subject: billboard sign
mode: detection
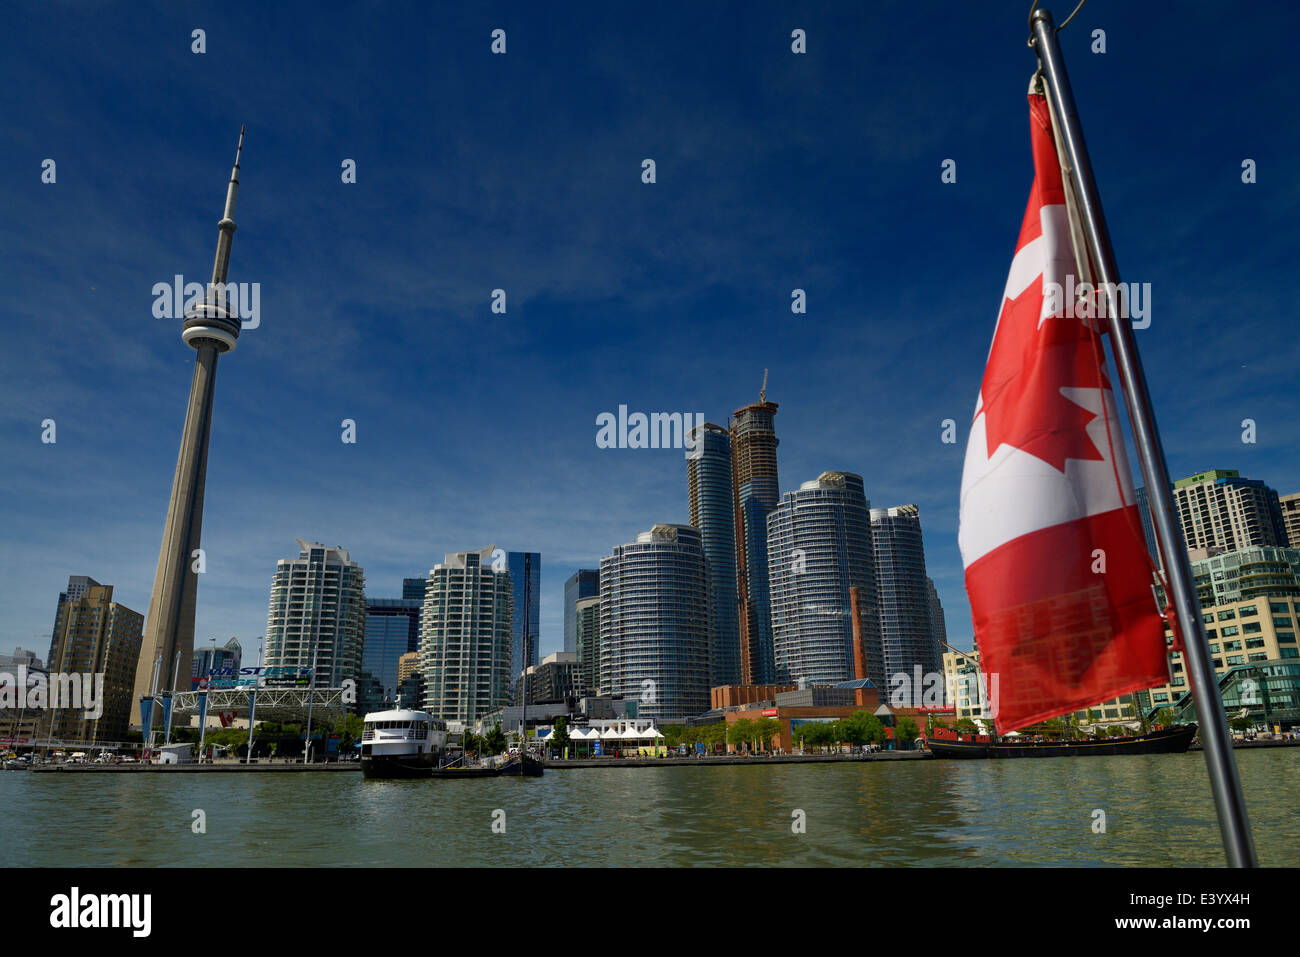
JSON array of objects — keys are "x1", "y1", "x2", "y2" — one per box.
[{"x1": 192, "y1": 666, "x2": 313, "y2": 690}]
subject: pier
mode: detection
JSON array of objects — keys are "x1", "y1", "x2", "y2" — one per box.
[
  {"x1": 547, "y1": 751, "x2": 931, "y2": 769},
  {"x1": 29, "y1": 762, "x2": 360, "y2": 773}
]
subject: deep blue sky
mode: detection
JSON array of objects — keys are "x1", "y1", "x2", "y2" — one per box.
[{"x1": 2, "y1": 1, "x2": 1297, "y2": 664}]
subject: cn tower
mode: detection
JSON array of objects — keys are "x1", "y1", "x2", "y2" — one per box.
[{"x1": 132, "y1": 128, "x2": 247, "y2": 721}]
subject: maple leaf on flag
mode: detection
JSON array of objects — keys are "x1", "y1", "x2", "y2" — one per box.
[
  {"x1": 980, "y1": 274, "x2": 1109, "y2": 472},
  {"x1": 957, "y1": 92, "x2": 1169, "y2": 737}
]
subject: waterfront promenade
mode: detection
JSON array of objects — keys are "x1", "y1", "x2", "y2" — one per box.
[
  {"x1": 25, "y1": 751, "x2": 931, "y2": 772},
  {"x1": 29, "y1": 761, "x2": 359, "y2": 773},
  {"x1": 21, "y1": 737, "x2": 1299, "y2": 773}
]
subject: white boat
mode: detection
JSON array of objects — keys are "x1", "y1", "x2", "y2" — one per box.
[{"x1": 359, "y1": 708, "x2": 447, "y2": 779}]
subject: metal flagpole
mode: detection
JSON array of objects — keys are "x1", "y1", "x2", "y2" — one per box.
[
  {"x1": 146, "y1": 654, "x2": 162, "y2": 760},
  {"x1": 246, "y1": 688, "x2": 257, "y2": 763},
  {"x1": 1030, "y1": 7, "x2": 1256, "y2": 866},
  {"x1": 197, "y1": 690, "x2": 208, "y2": 764},
  {"x1": 303, "y1": 640, "x2": 319, "y2": 764},
  {"x1": 163, "y1": 649, "x2": 182, "y2": 745}
]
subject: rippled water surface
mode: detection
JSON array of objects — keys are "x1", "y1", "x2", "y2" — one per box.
[{"x1": 2, "y1": 751, "x2": 1296, "y2": 866}]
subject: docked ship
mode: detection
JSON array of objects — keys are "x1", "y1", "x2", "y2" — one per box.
[
  {"x1": 498, "y1": 752, "x2": 545, "y2": 776},
  {"x1": 424, "y1": 751, "x2": 543, "y2": 778},
  {"x1": 926, "y1": 723, "x2": 1197, "y2": 759},
  {"x1": 359, "y1": 708, "x2": 448, "y2": 778},
  {"x1": 359, "y1": 708, "x2": 544, "y2": 778}
]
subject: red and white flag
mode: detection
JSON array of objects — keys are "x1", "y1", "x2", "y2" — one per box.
[{"x1": 958, "y1": 92, "x2": 1169, "y2": 733}]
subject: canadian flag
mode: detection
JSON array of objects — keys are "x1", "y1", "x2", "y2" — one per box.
[{"x1": 958, "y1": 92, "x2": 1169, "y2": 733}]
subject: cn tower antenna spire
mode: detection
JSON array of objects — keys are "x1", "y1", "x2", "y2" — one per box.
[{"x1": 210, "y1": 125, "x2": 245, "y2": 288}]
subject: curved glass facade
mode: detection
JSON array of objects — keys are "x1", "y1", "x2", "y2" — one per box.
[
  {"x1": 599, "y1": 524, "x2": 710, "y2": 719},
  {"x1": 870, "y1": 505, "x2": 942, "y2": 683},
  {"x1": 767, "y1": 472, "x2": 882, "y2": 687},
  {"x1": 688, "y1": 422, "x2": 741, "y2": 687}
]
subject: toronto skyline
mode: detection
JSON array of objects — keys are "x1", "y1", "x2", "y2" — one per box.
[
  {"x1": 5, "y1": 2, "x2": 1300, "y2": 925},
  {"x1": 1, "y1": 1, "x2": 1296, "y2": 668}
]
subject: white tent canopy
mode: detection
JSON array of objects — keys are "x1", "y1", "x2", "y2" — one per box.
[{"x1": 613, "y1": 725, "x2": 664, "y2": 740}]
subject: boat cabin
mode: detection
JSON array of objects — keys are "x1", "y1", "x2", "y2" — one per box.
[{"x1": 361, "y1": 709, "x2": 447, "y2": 757}]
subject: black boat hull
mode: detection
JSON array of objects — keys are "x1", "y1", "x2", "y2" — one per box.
[
  {"x1": 361, "y1": 752, "x2": 439, "y2": 778},
  {"x1": 363, "y1": 753, "x2": 544, "y2": 779},
  {"x1": 927, "y1": 724, "x2": 1197, "y2": 759},
  {"x1": 428, "y1": 765, "x2": 501, "y2": 778},
  {"x1": 498, "y1": 754, "x2": 545, "y2": 776}
]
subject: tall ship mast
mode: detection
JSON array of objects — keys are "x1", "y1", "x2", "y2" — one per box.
[{"x1": 501, "y1": 555, "x2": 543, "y2": 776}]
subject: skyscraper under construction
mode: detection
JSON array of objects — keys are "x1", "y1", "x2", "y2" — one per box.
[{"x1": 731, "y1": 375, "x2": 780, "y2": 685}]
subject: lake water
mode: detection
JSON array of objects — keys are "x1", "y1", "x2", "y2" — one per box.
[{"x1": 3, "y1": 750, "x2": 1296, "y2": 866}]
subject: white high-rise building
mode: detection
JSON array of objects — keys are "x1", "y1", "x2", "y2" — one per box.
[
  {"x1": 420, "y1": 546, "x2": 514, "y2": 724},
  {"x1": 870, "y1": 505, "x2": 942, "y2": 683},
  {"x1": 766, "y1": 471, "x2": 882, "y2": 687},
  {"x1": 265, "y1": 539, "x2": 366, "y2": 689},
  {"x1": 599, "y1": 524, "x2": 709, "y2": 720}
]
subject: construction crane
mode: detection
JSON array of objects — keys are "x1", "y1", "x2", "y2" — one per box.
[
  {"x1": 938, "y1": 637, "x2": 974, "y2": 660},
  {"x1": 759, "y1": 368, "x2": 768, "y2": 404}
]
